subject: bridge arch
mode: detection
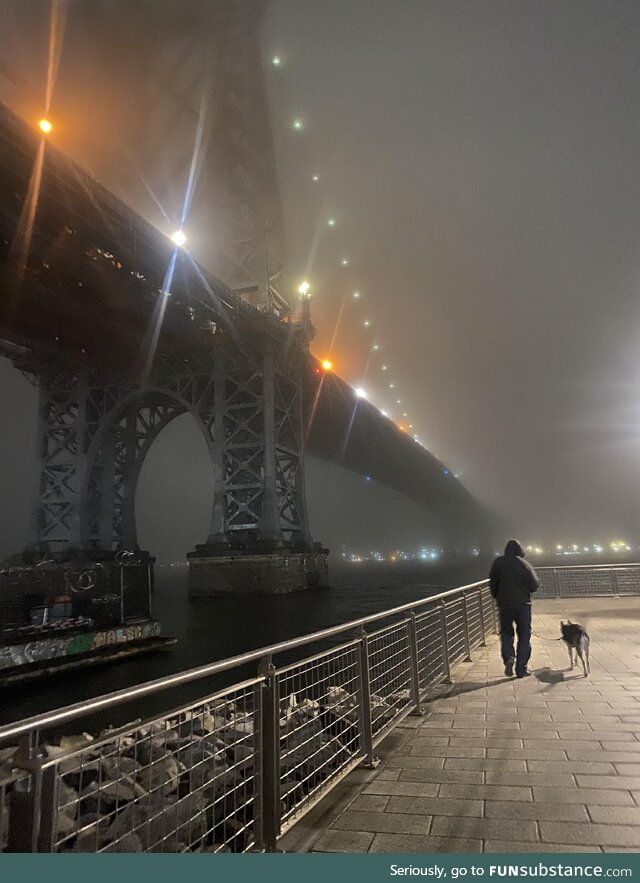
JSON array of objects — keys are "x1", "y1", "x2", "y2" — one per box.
[{"x1": 81, "y1": 386, "x2": 221, "y2": 552}]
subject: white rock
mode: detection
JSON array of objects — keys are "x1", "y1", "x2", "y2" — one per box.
[
  {"x1": 59, "y1": 733, "x2": 94, "y2": 751},
  {"x1": 136, "y1": 755, "x2": 179, "y2": 796}
]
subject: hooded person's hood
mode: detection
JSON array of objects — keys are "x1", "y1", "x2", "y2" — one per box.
[{"x1": 504, "y1": 539, "x2": 525, "y2": 557}]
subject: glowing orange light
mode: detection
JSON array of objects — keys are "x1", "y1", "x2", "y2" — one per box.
[
  {"x1": 321, "y1": 359, "x2": 333, "y2": 371},
  {"x1": 38, "y1": 118, "x2": 53, "y2": 134}
]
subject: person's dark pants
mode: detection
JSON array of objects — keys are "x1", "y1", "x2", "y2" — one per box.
[{"x1": 498, "y1": 605, "x2": 532, "y2": 677}]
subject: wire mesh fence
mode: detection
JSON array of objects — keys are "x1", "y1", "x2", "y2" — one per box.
[
  {"x1": 536, "y1": 564, "x2": 640, "y2": 598},
  {"x1": 39, "y1": 679, "x2": 261, "y2": 853},
  {"x1": 0, "y1": 577, "x2": 504, "y2": 853}
]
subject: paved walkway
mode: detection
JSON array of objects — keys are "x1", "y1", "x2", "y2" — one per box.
[{"x1": 282, "y1": 597, "x2": 640, "y2": 853}]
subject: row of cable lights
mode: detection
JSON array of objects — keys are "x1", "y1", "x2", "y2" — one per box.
[
  {"x1": 272, "y1": 55, "x2": 428, "y2": 454},
  {"x1": 34, "y1": 60, "x2": 438, "y2": 466}
]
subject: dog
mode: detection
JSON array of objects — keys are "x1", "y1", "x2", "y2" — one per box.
[{"x1": 560, "y1": 620, "x2": 590, "y2": 676}]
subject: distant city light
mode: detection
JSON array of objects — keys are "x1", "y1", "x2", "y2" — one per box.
[
  {"x1": 297, "y1": 280, "x2": 312, "y2": 297},
  {"x1": 381, "y1": 365, "x2": 387, "y2": 371},
  {"x1": 396, "y1": 399, "x2": 401, "y2": 404},
  {"x1": 292, "y1": 118, "x2": 304, "y2": 130},
  {"x1": 353, "y1": 290, "x2": 361, "y2": 299},
  {"x1": 170, "y1": 230, "x2": 187, "y2": 247},
  {"x1": 38, "y1": 118, "x2": 53, "y2": 134},
  {"x1": 372, "y1": 344, "x2": 379, "y2": 351},
  {"x1": 321, "y1": 359, "x2": 333, "y2": 371},
  {"x1": 363, "y1": 319, "x2": 371, "y2": 327},
  {"x1": 381, "y1": 410, "x2": 388, "y2": 417},
  {"x1": 355, "y1": 387, "x2": 367, "y2": 398},
  {"x1": 271, "y1": 55, "x2": 282, "y2": 66},
  {"x1": 389, "y1": 383, "x2": 395, "y2": 389},
  {"x1": 341, "y1": 258, "x2": 349, "y2": 266},
  {"x1": 312, "y1": 174, "x2": 319, "y2": 182},
  {"x1": 327, "y1": 217, "x2": 336, "y2": 227}
]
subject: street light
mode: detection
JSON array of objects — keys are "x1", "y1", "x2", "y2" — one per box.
[
  {"x1": 38, "y1": 118, "x2": 53, "y2": 134},
  {"x1": 170, "y1": 230, "x2": 187, "y2": 247},
  {"x1": 297, "y1": 280, "x2": 311, "y2": 297}
]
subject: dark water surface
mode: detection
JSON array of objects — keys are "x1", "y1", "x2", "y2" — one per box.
[{"x1": 0, "y1": 560, "x2": 486, "y2": 731}]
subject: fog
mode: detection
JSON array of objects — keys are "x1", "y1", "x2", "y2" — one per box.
[{"x1": 1, "y1": 0, "x2": 640, "y2": 558}]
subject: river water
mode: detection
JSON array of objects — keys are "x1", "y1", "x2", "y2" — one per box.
[{"x1": 0, "y1": 559, "x2": 486, "y2": 731}]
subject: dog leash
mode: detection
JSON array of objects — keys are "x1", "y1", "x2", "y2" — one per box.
[{"x1": 530, "y1": 632, "x2": 563, "y2": 642}]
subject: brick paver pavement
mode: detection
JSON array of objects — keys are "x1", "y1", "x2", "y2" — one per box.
[{"x1": 282, "y1": 597, "x2": 640, "y2": 853}]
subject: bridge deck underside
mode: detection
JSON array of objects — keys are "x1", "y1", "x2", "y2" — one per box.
[{"x1": 281, "y1": 598, "x2": 640, "y2": 853}]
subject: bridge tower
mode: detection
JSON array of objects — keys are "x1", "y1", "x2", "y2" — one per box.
[{"x1": 0, "y1": 0, "x2": 329, "y2": 595}]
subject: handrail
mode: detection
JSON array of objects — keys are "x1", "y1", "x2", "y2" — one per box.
[
  {"x1": 536, "y1": 562, "x2": 640, "y2": 571},
  {"x1": 0, "y1": 579, "x2": 487, "y2": 743}
]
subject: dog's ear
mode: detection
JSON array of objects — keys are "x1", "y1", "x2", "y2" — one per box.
[
  {"x1": 560, "y1": 621, "x2": 564, "y2": 627},
  {"x1": 567, "y1": 619, "x2": 572, "y2": 624}
]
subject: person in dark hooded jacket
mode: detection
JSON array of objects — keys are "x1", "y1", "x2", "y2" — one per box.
[{"x1": 489, "y1": 539, "x2": 539, "y2": 678}]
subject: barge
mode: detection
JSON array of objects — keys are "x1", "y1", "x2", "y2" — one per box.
[{"x1": 0, "y1": 553, "x2": 175, "y2": 684}]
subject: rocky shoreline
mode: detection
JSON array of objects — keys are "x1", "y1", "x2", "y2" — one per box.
[{"x1": 0, "y1": 685, "x2": 402, "y2": 853}]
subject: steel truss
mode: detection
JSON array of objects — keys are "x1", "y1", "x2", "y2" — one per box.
[{"x1": 31, "y1": 331, "x2": 310, "y2": 557}]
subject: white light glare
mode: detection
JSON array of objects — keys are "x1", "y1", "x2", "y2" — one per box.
[
  {"x1": 363, "y1": 319, "x2": 371, "y2": 327},
  {"x1": 272, "y1": 55, "x2": 282, "y2": 66},
  {"x1": 312, "y1": 174, "x2": 319, "y2": 182},
  {"x1": 353, "y1": 290, "x2": 361, "y2": 299},
  {"x1": 327, "y1": 217, "x2": 336, "y2": 227},
  {"x1": 297, "y1": 280, "x2": 311, "y2": 297},
  {"x1": 171, "y1": 230, "x2": 187, "y2": 247},
  {"x1": 355, "y1": 387, "x2": 367, "y2": 398},
  {"x1": 292, "y1": 118, "x2": 304, "y2": 130},
  {"x1": 341, "y1": 258, "x2": 349, "y2": 266}
]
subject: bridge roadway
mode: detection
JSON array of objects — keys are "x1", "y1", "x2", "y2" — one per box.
[
  {"x1": 280, "y1": 597, "x2": 640, "y2": 853},
  {"x1": 0, "y1": 101, "x2": 484, "y2": 545}
]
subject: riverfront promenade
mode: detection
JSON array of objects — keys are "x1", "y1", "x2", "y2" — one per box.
[{"x1": 281, "y1": 597, "x2": 640, "y2": 853}]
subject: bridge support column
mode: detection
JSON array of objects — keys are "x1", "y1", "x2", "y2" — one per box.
[
  {"x1": 261, "y1": 345, "x2": 284, "y2": 545},
  {"x1": 32, "y1": 365, "x2": 90, "y2": 555},
  {"x1": 205, "y1": 342, "x2": 229, "y2": 546}
]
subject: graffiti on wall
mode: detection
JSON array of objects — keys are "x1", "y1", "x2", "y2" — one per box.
[{"x1": 0, "y1": 620, "x2": 160, "y2": 671}]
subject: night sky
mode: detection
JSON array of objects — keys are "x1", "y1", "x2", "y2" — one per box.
[{"x1": 1, "y1": 0, "x2": 640, "y2": 555}]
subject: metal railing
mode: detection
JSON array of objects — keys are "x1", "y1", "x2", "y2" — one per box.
[
  {"x1": 0, "y1": 578, "x2": 494, "y2": 853},
  {"x1": 536, "y1": 562, "x2": 640, "y2": 598}
]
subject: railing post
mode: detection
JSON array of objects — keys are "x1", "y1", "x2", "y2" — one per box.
[
  {"x1": 6, "y1": 732, "x2": 43, "y2": 852},
  {"x1": 490, "y1": 595, "x2": 497, "y2": 635},
  {"x1": 407, "y1": 613, "x2": 423, "y2": 716},
  {"x1": 461, "y1": 593, "x2": 472, "y2": 661},
  {"x1": 255, "y1": 655, "x2": 281, "y2": 853},
  {"x1": 552, "y1": 568, "x2": 561, "y2": 599},
  {"x1": 36, "y1": 766, "x2": 59, "y2": 852},
  {"x1": 357, "y1": 629, "x2": 379, "y2": 768},
  {"x1": 478, "y1": 587, "x2": 487, "y2": 646},
  {"x1": 611, "y1": 569, "x2": 619, "y2": 597},
  {"x1": 439, "y1": 601, "x2": 453, "y2": 684}
]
